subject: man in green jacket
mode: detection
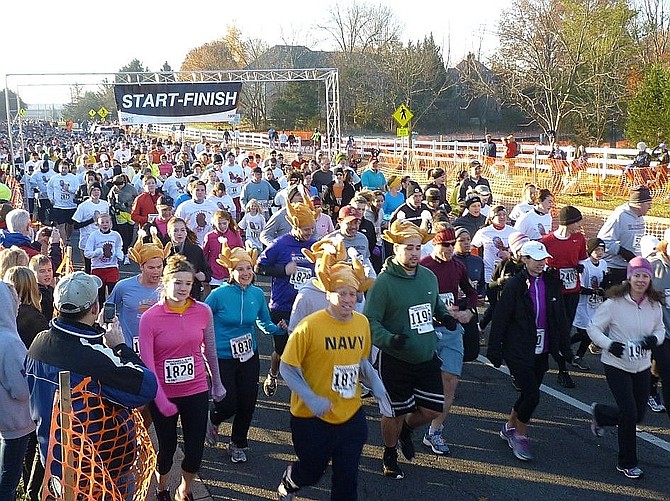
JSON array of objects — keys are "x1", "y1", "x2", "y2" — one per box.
[{"x1": 364, "y1": 220, "x2": 457, "y2": 479}]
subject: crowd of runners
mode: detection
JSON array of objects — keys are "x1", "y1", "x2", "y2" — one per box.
[{"x1": 0, "y1": 121, "x2": 668, "y2": 500}]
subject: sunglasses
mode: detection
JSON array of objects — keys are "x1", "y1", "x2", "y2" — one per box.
[{"x1": 440, "y1": 241, "x2": 456, "y2": 247}]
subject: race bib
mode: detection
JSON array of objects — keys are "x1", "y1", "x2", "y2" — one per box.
[
  {"x1": 439, "y1": 292, "x2": 455, "y2": 308},
  {"x1": 230, "y1": 333, "x2": 253, "y2": 362},
  {"x1": 633, "y1": 234, "x2": 642, "y2": 252},
  {"x1": 331, "y1": 364, "x2": 359, "y2": 399},
  {"x1": 258, "y1": 199, "x2": 272, "y2": 211},
  {"x1": 164, "y1": 356, "x2": 195, "y2": 384},
  {"x1": 289, "y1": 266, "x2": 312, "y2": 289},
  {"x1": 132, "y1": 336, "x2": 140, "y2": 355},
  {"x1": 409, "y1": 303, "x2": 433, "y2": 334},
  {"x1": 626, "y1": 341, "x2": 647, "y2": 361},
  {"x1": 148, "y1": 213, "x2": 158, "y2": 223},
  {"x1": 559, "y1": 268, "x2": 578, "y2": 289},
  {"x1": 535, "y1": 328, "x2": 545, "y2": 355},
  {"x1": 229, "y1": 185, "x2": 240, "y2": 197}
]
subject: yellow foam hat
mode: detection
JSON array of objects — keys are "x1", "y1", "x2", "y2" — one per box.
[
  {"x1": 382, "y1": 219, "x2": 433, "y2": 245},
  {"x1": 286, "y1": 195, "x2": 321, "y2": 228},
  {"x1": 216, "y1": 241, "x2": 259, "y2": 270},
  {"x1": 129, "y1": 228, "x2": 172, "y2": 264},
  {"x1": 301, "y1": 237, "x2": 347, "y2": 264},
  {"x1": 314, "y1": 252, "x2": 374, "y2": 293}
]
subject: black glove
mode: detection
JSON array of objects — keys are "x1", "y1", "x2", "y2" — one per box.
[
  {"x1": 617, "y1": 246, "x2": 636, "y2": 262},
  {"x1": 576, "y1": 263, "x2": 585, "y2": 273},
  {"x1": 640, "y1": 335, "x2": 658, "y2": 350},
  {"x1": 390, "y1": 334, "x2": 406, "y2": 350},
  {"x1": 487, "y1": 351, "x2": 503, "y2": 368},
  {"x1": 595, "y1": 288, "x2": 605, "y2": 297},
  {"x1": 608, "y1": 341, "x2": 625, "y2": 358}
]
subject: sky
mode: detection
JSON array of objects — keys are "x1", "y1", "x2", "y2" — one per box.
[{"x1": 4, "y1": 0, "x2": 505, "y2": 105}]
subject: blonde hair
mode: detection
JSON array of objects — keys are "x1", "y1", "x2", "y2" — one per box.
[
  {"x1": 29, "y1": 254, "x2": 52, "y2": 273},
  {"x1": 0, "y1": 246, "x2": 30, "y2": 278},
  {"x1": 3, "y1": 265, "x2": 42, "y2": 311}
]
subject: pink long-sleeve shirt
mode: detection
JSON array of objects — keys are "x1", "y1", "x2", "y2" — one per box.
[{"x1": 139, "y1": 299, "x2": 223, "y2": 406}]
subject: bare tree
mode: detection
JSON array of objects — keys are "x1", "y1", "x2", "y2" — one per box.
[
  {"x1": 468, "y1": 0, "x2": 635, "y2": 143},
  {"x1": 318, "y1": 2, "x2": 402, "y2": 53},
  {"x1": 633, "y1": 0, "x2": 670, "y2": 65}
]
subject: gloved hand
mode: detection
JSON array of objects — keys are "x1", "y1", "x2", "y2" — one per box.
[
  {"x1": 487, "y1": 350, "x2": 503, "y2": 368},
  {"x1": 390, "y1": 334, "x2": 406, "y2": 350},
  {"x1": 576, "y1": 263, "x2": 585, "y2": 273},
  {"x1": 608, "y1": 341, "x2": 625, "y2": 358},
  {"x1": 617, "y1": 246, "x2": 636, "y2": 262},
  {"x1": 640, "y1": 335, "x2": 658, "y2": 350}
]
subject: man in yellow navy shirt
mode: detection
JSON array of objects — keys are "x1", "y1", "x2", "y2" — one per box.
[{"x1": 277, "y1": 254, "x2": 390, "y2": 501}]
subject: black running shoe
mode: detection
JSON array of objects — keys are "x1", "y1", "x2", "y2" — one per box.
[{"x1": 383, "y1": 448, "x2": 405, "y2": 479}]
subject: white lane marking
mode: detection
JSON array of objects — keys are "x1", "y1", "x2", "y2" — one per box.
[{"x1": 476, "y1": 355, "x2": 670, "y2": 453}]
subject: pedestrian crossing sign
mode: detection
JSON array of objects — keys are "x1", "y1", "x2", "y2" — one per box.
[{"x1": 392, "y1": 103, "x2": 413, "y2": 127}]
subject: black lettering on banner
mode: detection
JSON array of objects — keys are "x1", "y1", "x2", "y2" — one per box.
[{"x1": 114, "y1": 82, "x2": 242, "y2": 124}]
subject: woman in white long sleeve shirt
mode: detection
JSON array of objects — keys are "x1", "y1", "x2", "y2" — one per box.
[{"x1": 587, "y1": 256, "x2": 665, "y2": 479}]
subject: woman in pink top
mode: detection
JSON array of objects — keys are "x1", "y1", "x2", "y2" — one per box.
[
  {"x1": 202, "y1": 210, "x2": 244, "y2": 287},
  {"x1": 139, "y1": 255, "x2": 225, "y2": 501}
]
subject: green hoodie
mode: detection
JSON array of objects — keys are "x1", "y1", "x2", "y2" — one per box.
[{"x1": 364, "y1": 257, "x2": 453, "y2": 364}]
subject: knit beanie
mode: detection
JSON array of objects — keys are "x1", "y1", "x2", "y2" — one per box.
[
  {"x1": 558, "y1": 205, "x2": 582, "y2": 226},
  {"x1": 586, "y1": 238, "x2": 605, "y2": 255},
  {"x1": 432, "y1": 228, "x2": 456, "y2": 245},
  {"x1": 508, "y1": 231, "x2": 529, "y2": 255},
  {"x1": 626, "y1": 256, "x2": 653, "y2": 279},
  {"x1": 629, "y1": 186, "x2": 652, "y2": 205},
  {"x1": 88, "y1": 182, "x2": 102, "y2": 195},
  {"x1": 465, "y1": 196, "x2": 482, "y2": 208}
]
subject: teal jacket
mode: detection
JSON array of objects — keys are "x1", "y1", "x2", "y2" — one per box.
[
  {"x1": 364, "y1": 257, "x2": 455, "y2": 364},
  {"x1": 205, "y1": 282, "x2": 285, "y2": 359}
]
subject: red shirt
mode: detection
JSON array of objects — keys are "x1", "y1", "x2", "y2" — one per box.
[
  {"x1": 541, "y1": 231, "x2": 587, "y2": 293},
  {"x1": 420, "y1": 255, "x2": 479, "y2": 309}
]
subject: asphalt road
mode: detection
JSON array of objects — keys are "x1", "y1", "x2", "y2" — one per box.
[
  {"x1": 195, "y1": 278, "x2": 670, "y2": 501},
  {"x1": 94, "y1": 246, "x2": 670, "y2": 501}
]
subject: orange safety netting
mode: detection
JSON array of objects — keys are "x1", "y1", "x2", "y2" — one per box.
[
  {"x1": 375, "y1": 149, "x2": 670, "y2": 238},
  {"x1": 42, "y1": 376, "x2": 155, "y2": 501}
]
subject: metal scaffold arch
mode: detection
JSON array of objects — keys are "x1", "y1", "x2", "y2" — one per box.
[{"x1": 5, "y1": 68, "x2": 341, "y2": 162}]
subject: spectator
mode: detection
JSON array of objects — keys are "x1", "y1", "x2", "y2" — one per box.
[{"x1": 0, "y1": 281, "x2": 35, "y2": 501}]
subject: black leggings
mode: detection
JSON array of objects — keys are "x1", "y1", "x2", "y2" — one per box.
[
  {"x1": 594, "y1": 365, "x2": 650, "y2": 469},
  {"x1": 150, "y1": 391, "x2": 209, "y2": 475},
  {"x1": 508, "y1": 353, "x2": 548, "y2": 424},
  {"x1": 570, "y1": 328, "x2": 591, "y2": 358},
  {"x1": 553, "y1": 292, "x2": 579, "y2": 371},
  {"x1": 210, "y1": 353, "x2": 260, "y2": 448}
]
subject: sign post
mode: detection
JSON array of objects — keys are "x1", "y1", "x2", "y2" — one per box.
[{"x1": 392, "y1": 103, "x2": 414, "y2": 150}]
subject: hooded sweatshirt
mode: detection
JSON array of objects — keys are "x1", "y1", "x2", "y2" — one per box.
[
  {"x1": 0, "y1": 282, "x2": 36, "y2": 440},
  {"x1": 0, "y1": 229, "x2": 40, "y2": 257},
  {"x1": 597, "y1": 203, "x2": 646, "y2": 270},
  {"x1": 364, "y1": 257, "x2": 456, "y2": 364}
]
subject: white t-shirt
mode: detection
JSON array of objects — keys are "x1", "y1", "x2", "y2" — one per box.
[
  {"x1": 514, "y1": 209, "x2": 552, "y2": 240},
  {"x1": 510, "y1": 202, "x2": 533, "y2": 222},
  {"x1": 573, "y1": 257, "x2": 608, "y2": 329},
  {"x1": 207, "y1": 194, "x2": 237, "y2": 220},
  {"x1": 220, "y1": 163, "x2": 245, "y2": 198},
  {"x1": 238, "y1": 212, "x2": 266, "y2": 250},
  {"x1": 73, "y1": 199, "x2": 111, "y2": 250},
  {"x1": 47, "y1": 173, "x2": 80, "y2": 209},
  {"x1": 471, "y1": 224, "x2": 516, "y2": 282},
  {"x1": 174, "y1": 199, "x2": 218, "y2": 247}
]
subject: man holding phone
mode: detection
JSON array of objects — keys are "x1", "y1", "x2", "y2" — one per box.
[{"x1": 25, "y1": 271, "x2": 158, "y2": 469}]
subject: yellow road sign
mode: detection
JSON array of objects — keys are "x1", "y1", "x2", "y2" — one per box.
[
  {"x1": 19, "y1": 108, "x2": 26, "y2": 117},
  {"x1": 88, "y1": 109, "x2": 96, "y2": 118},
  {"x1": 397, "y1": 127, "x2": 409, "y2": 137},
  {"x1": 392, "y1": 103, "x2": 413, "y2": 127},
  {"x1": 98, "y1": 106, "x2": 109, "y2": 119}
]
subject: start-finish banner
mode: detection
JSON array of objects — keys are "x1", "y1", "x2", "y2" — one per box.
[{"x1": 114, "y1": 82, "x2": 242, "y2": 124}]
